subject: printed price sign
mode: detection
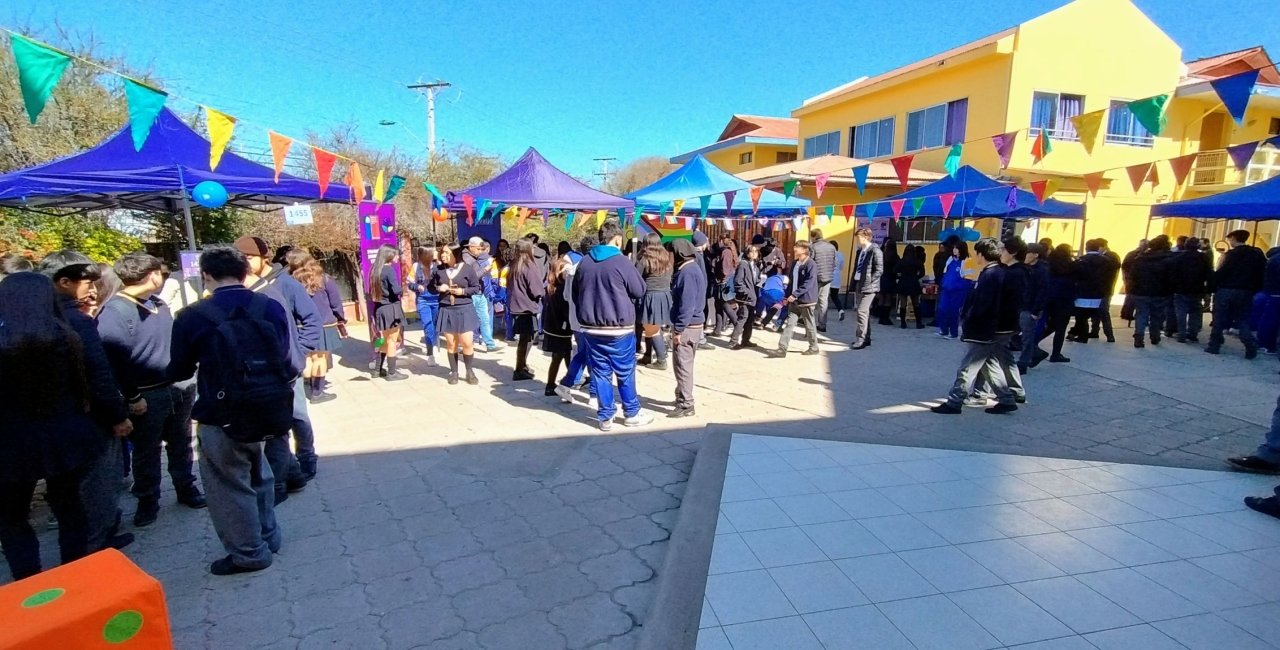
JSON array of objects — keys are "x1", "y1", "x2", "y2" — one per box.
[{"x1": 284, "y1": 203, "x2": 313, "y2": 226}]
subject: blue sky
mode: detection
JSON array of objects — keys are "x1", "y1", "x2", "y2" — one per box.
[{"x1": 7, "y1": 0, "x2": 1279, "y2": 178}]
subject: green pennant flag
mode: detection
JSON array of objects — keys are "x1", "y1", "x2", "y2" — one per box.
[
  {"x1": 564, "y1": 212, "x2": 574, "y2": 231},
  {"x1": 384, "y1": 175, "x2": 406, "y2": 202},
  {"x1": 783, "y1": 179, "x2": 799, "y2": 200},
  {"x1": 659, "y1": 201, "x2": 670, "y2": 219},
  {"x1": 824, "y1": 205, "x2": 834, "y2": 220},
  {"x1": 123, "y1": 78, "x2": 168, "y2": 151},
  {"x1": 944, "y1": 144, "x2": 962, "y2": 178},
  {"x1": 616, "y1": 208, "x2": 626, "y2": 223},
  {"x1": 10, "y1": 35, "x2": 72, "y2": 124},
  {"x1": 911, "y1": 197, "x2": 926, "y2": 216},
  {"x1": 1127, "y1": 94, "x2": 1171, "y2": 137},
  {"x1": 698, "y1": 195, "x2": 711, "y2": 222}
]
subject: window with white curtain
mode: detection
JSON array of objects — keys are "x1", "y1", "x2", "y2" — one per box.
[
  {"x1": 1029, "y1": 92, "x2": 1085, "y2": 141},
  {"x1": 852, "y1": 118, "x2": 895, "y2": 159}
]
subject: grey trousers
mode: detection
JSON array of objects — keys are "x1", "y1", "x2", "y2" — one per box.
[
  {"x1": 779, "y1": 304, "x2": 819, "y2": 352},
  {"x1": 975, "y1": 334, "x2": 1024, "y2": 402},
  {"x1": 1174, "y1": 294, "x2": 1204, "y2": 341},
  {"x1": 946, "y1": 340, "x2": 1012, "y2": 407},
  {"x1": 673, "y1": 328, "x2": 700, "y2": 410},
  {"x1": 815, "y1": 281, "x2": 833, "y2": 329},
  {"x1": 853, "y1": 292, "x2": 876, "y2": 346},
  {"x1": 82, "y1": 435, "x2": 124, "y2": 551},
  {"x1": 198, "y1": 424, "x2": 280, "y2": 569}
]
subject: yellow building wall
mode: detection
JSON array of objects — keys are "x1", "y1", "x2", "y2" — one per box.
[{"x1": 701, "y1": 144, "x2": 798, "y2": 174}]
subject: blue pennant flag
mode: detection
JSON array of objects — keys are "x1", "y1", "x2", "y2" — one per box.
[
  {"x1": 1211, "y1": 69, "x2": 1259, "y2": 125},
  {"x1": 866, "y1": 202, "x2": 878, "y2": 219},
  {"x1": 475, "y1": 198, "x2": 491, "y2": 223},
  {"x1": 851, "y1": 165, "x2": 869, "y2": 195}
]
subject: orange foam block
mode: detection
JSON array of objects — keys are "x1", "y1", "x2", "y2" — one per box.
[{"x1": 0, "y1": 548, "x2": 173, "y2": 649}]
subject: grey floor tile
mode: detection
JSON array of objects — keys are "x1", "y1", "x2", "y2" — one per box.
[
  {"x1": 722, "y1": 615, "x2": 824, "y2": 650},
  {"x1": 760, "y1": 436, "x2": 817, "y2": 452},
  {"x1": 720, "y1": 499, "x2": 797, "y2": 533},
  {"x1": 1061, "y1": 493, "x2": 1160, "y2": 525},
  {"x1": 899, "y1": 546, "x2": 1002, "y2": 593},
  {"x1": 981, "y1": 454, "x2": 1054, "y2": 475},
  {"x1": 860, "y1": 514, "x2": 949, "y2": 552},
  {"x1": 948, "y1": 585, "x2": 1074, "y2": 646},
  {"x1": 800, "y1": 521, "x2": 890, "y2": 560},
  {"x1": 709, "y1": 533, "x2": 764, "y2": 575},
  {"x1": 699, "y1": 598, "x2": 719, "y2": 629},
  {"x1": 1015, "y1": 533, "x2": 1124, "y2": 574},
  {"x1": 878, "y1": 594, "x2": 1001, "y2": 650},
  {"x1": 768, "y1": 561, "x2": 869, "y2": 613},
  {"x1": 1221, "y1": 511, "x2": 1280, "y2": 546},
  {"x1": 958, "y1": 538, "x2": 1065, "y2": 584},
  {"x1": 933, "y1": 455, "x2": 1009, "y2": 480},
  {"x1": 970, "y1": 475, "x2": 1057, "y2": 503},
  {"x1": 803, "y1": 605, "x2": 916, "y2": 650},
  {"x1": 965, "y1": 504, "x2": 1059, "y2": 537},
  {"x1": 773, "y1": 493, "x2": 853, "y2": 526},
  {"x1": 1097, "y1": 464, "x2": 1188, "y2": 489},
  {"x1": 798, "y1": 467, "x2": 869, "y2": 493},
  {"x1": 724, "y1": 457, "x2": 746, "y2": 478},
  {"x1": 1118, "y1": 520, "x2": 1229, "y2": 559},
  {"x1": 1154, "y1": 483, "x2": 1250, "y2": 514},
  {"x1": 1018, "y1": 471, "x2": 1100, "y2": 498},
  {"x1": 878, "y1": 483, "x2": 959, "y2": 513},
  {"x1": 834, "y1": 553, "x2": 938, "y2": 603},
  {"x1": 925, "y1": 480, "x2": 1009, "y2": 508},
  {"x1": 1189, "y1": 553, "x2": 1280, "y2": 602},
  {"x1": 1168, "y1": 514, "x2": 1280, "y2": 552},
  {"x1": 1153, "y1": 613, "x2": 1275, "y2": 650},
  {"x1": 751, "y1": 470, "x2": 822, "y2": 498},
  {"x1": 740, "y1": 527, "x2": 828, "y2": 568},
  {"x1": 1013, "y1": 576, "x2": 1141, "y2": 634},
  {"x1": 1067, "y1": 526, "x2": 1178, "y2": 566},
  {"x1": 1017, "y1": 499, "x2": 1110, "y2": 531},
  {"x1": 1084, "y1": 624, "x2": 1190, "y2": 650},
  {"x1": 729, "y1": 435, "x2": 774, "y2": 456},
  {"x1": 1074, "y1": 568, "x2": 1206, "y2": 622},
  {"x1": 777, "y1": 449, "x2": 841, "y2": 471},
  {"x1": 1152, "y1": 466, "x2": 1231, "y2": 484},
  {"x1": 915, "y1": 508, "x2": 1008, "y2": 544},
  {"x1": 1059, "y1": 467, "x2": 1144, "y2": 493},
  {"x1": 890, "y1": 459, "x2": 966, "y2": 483},
  {"x1": 1010, "y1": 637, "x2": 1102, "y2": 650},
  {"x1": 716, "y1": 513, "x2": 737, "y2": 536},
  {"x1": 694, "y1": 626, "x2": 732, "y2": 650},
  {"x1": 735, "y1": 452, "x2": 799, "y2": 476},
  {"x1": 1035, "y1": 458, "x2": 1096, "y2": 471},
  {"x1": 1109, "y1": 489, "x2": 1206, "y2": 519},
  {"x1": 703, "y1": 569, "x2": 797, "y2": 625},
  {"x1": 845, "y1": 462, "x2": 920, "y2": 488},
  {"x1": 721, "y1": 475, "x2": 768, "y2": 503},
  {"x1": 822, "y1": 445, "x2": 889, "y2": 467},
  {"x1": 826, "y1": 488, "x2": 905, "y2": 519},
  {"x1": 1217, "y1": 602, "x2": 1280, "y2": 644},
  {"x1": 1134, "y1": 560, "x2": 1267, "y2": 612},
  {"x1": 867, "y1": 444, "x2": 930, "y2": 463}
]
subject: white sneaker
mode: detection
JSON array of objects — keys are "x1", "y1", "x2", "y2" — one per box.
[
  {"x1": 554, "y1": 384, "x2": 574, "y2": 403},
  {"x1": 623, "y1": 412, "x2": 654, "y2": 428},
  {"x1": 599, "y1": 418, "x2": 613, "y2": 432}
]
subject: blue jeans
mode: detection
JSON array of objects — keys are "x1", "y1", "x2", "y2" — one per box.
[
  {"x1": 1256, "y1": 392, "x2": 1280, "y2": 463},
  {"x1": 559, "y1": 333, "x2": 597, "y2": 397},
  {"x1": 1259, "y1": 296, "x2": 1280, "y2": 352},
  {"x1": 417, "y1": 298, "x2": 438, "y2": 352},
  {"x1": 473, "y1": 294, "x2": 495, "y2": 347},
  {"x1": 582, "y1": 331, "x2": 641, "y2": 421}
]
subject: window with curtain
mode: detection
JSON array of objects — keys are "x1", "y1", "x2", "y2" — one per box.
[
  {"x1": 1106, "y1": 100, "x2": 1154, "y2": 147},
  {"x1": 739, "y1": 152, "x2": 753, "y2": 165},
  {"x1": 803, "y1": 131, "x2": 841, "y2": 158},
  {"x1": 776, "y1": 151, "x2": 798, "y2": 164},
  {"x1": 1029, "y1": 92, "x2": 1085, "y2": 141},
  {"x1": 852, "y1": 118, "x2": 895, "y2": 159},
  {"x1": 945, "y1": 99, "x2": 968, "y2": 145},
  {"x1": 905, "y1": 99, "x2": 968, "y2": 152}
]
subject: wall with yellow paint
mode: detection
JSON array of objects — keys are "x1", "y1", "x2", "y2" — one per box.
[{"x1": 700, "y1": 144, "x2": 798, "y2": 174}]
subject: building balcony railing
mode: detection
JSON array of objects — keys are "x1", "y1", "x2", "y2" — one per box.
[{"x1": 1190, "y1": 147, "x2": 1280, "y2": 189}]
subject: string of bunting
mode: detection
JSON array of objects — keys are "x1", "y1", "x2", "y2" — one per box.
[{"x1": 6, "y1": 30, "x2": 408, "y2": 205}]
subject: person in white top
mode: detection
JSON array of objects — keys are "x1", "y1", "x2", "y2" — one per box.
[
  {"x1": 832, "y1": 243, "x2": 847, "y2": 321},
  {"x1": 158, "y1": 263, "x2": 200, "y2": 312}
]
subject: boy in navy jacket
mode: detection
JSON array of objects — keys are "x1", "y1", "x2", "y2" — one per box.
[
  {"x1": 933, "y1": 238, "x2": 1017, "y2": 415},
  {"x1": 767, "y1": 241, "x2": 820, "y2": 358},
  {"x1": 669, "y1": 239, "x2": 706, "y2": 418}
]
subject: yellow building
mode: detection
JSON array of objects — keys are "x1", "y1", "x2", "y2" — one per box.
[
  {"x1": 788, "y1": 0, "x2": 1280, "y2": 257},
  {"x1": 670, "y1": 115, "x2": 799, "y2": 173}
]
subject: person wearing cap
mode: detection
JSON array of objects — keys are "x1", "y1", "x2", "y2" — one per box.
[
  {"x1": 234, "y1": 236, "x2": 321, "y2": 504},
  {"x1": 464, "y1": 236, "x2": 503, "y2": 353},
  {"x1": 37, "y1": 250, "x2": 135, "y2": 553}
]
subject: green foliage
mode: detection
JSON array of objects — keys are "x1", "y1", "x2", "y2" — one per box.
[{"x1": 0, "y1": 208, "x2": 141, "y2": 262}]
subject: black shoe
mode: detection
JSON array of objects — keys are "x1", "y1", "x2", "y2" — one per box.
[
  {"x1": 105, "y1": 533, "x2": 135, "y2": 551},
  {"x1": 384, "y1": 372, "x2": 408, "y2": 382},
  {"x1": 448, "y1": 373, "x2": 459, "y2": 385},
  {"x1": 544, "y1": 386, "x2": 558, "y2": 397},
  {"x1": 766, "y1": 349, "x2": 787, "y2": 359},
  {"x1": 839, "y1": 312, "x2": 846, "y2": 321},
  {"x1": 1088, "y1": 332, "x2": 1100, "y2": 339},
  {"x1": 298, "y1": 460, "x2": 317, "y2": 482},
  {"x1": 286, "y1": 477, "x2": 308, "y2": 493},
  {"x1": 1245, "y1": 495, "x2": 1280, "y2": 520},
  {"x1": 309, "y1": 390, "x2": 338, "y2": 403},
  {"x1": 1176, "y1": 337, "x2": 1187, "y2": 343},
  {"x1": 900, "y1": 322, "x2": 907, "y2": 329},
  {"x1": 466, "y1": 371, "x2": 480, "y2": 386},
  {"x1": 133, "y1": 500, "x2": 160, "y2": 527},
  {"x1": 667, "y1": 406, "x2": 697, "y2": 419},
  {"x1": 1015, "y1": 395, "x2": 1027, "y2": 404},
  {"x1": 1187, "y1": 337, "x2": 1200, "y2": 343},
  {"x1": 274, "y1": 490, "x2": 288, "y2": 506},
  {"x1": 849, "y1": 343, "x2": 870, "y2": 350},
  {"x1": 637, "y1": 356, "x2": 653, "y2": 366},
  {"x1": 1049, "y1": 354, "x2": 1071, "y2": 363},
  {"x1": 1134, "y1": 340, "x2": 1145, "y2": 348},
  {"x1": 802, "y1": 348, "x2": 821, "y2": 356},
  {"x1": 210, "y1": 556, "x2": 268, "y2": 576},
  {"x1": 1018, "y1": 365, "x2": 1029, "y2": 374},
  {"x1": 738, "y1": 341, "x2": 758, "y2": 349},
  {"x1": 985, "y1": 403, "x2": 1018, "y2": 415},
  {"x1": 1227, "y1": 456, "x2": 1280, "y2": 475},
  {"x1": 512, "y1": 369, "x2": 536, "y2": 381},
  {"x1": 1151, "y1": 335, "x2": 1161, "y2": 346},
  {"x1": 176, "y1": 488, "x2": 207, "y2": 510},
  {"x1": 817, "y1": 326, "x2": 827, "y2": 333},
  {"x1": 1204, "y1": 347, "x2": 1220, "y2": 355},
  {"x1": 1246, "y1": 348, "x2": 1259, "y2": 360},
  {"x1": 931, "y1": 403, "x2": 963, "y2": 414},
  {"x1": 1106, "y1": 336, "x2": 1116, "y2": 343}
]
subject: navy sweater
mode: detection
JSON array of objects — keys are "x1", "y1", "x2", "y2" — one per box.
[
  {"x1": 960, "y1": 262, "x2": 1004, "y2": 344},
  {"x1": 571, "y1": 245, "x2": 645, "y2": 331},
  {"x1": 1021, "y1": 260, "x2": 1050, "y2": 314},
  {"x1": 97, "y1": 294, "x2": 173, "y2": 402},
  {"x1": 671, "y1": 260, "x2": 708, "y2": 333},
  {"x1": 996, "y1": 263, "x2": 1025, "y2": 335},
  {"x1": 429, "y1": 264, "x2": 482, "y2": 307},
  {"x1": 787, "y1": 258, "x2": 819, "y2": 306},
  {"x1": 168, "y1": 286, "x2": 293, "y2": 426},
  {"x1": 247, "y1": 278, "x2": 307, "y2": 377},
  {"x1": 310, "y1": 276, "x2": 346, "y2": 326},
  {"x1": 257, "y1": 268, "x2": 322, "y2": 353}
]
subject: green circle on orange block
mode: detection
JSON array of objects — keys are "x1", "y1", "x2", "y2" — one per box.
[
  {"x1": 21, "y1": 588, "x2": 65, "y2": 608},
  {"x1": 102, "y1": 610, "x2": 143, "y2": 644}
]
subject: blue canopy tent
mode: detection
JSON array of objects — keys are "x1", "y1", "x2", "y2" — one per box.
[
  {"x1": 1150, "y1": 174, "x2": 1280, "y2": 220},
  {"x1": 0, "y1": 108, "x2": 360, "y2": 246},
  {"x1": 625, "y1": 154, "x2": 810, "y2": 216},
  {"x1": 854, "y1": 165, "x2": 1085, "y2": 219}
]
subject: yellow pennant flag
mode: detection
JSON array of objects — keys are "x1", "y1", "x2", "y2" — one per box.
[
  {"x1": 373, "y1": 168, "x2": 386, "y2": 203},
  {"x1": 595, "y1": 209, "x2": 607, "y2": 227},
  {"x1": 672, "y1": 199, "x2": 686, "y2": 217},
  {"x1": 1070, "y1": 110, "x2": 1105, "y2": 155},
  {"x1": 205, "y1": 107, "x2": 237, "y2": 171},
  {"x1": 504, "y1": 205, "x2": 518, "y2": 220}
]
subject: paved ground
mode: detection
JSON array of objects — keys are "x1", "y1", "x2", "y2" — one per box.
[
  {"x1": 699, "y1": 433, "x2": 1280, "y2": 650},
  {"x1": 4, "y1": 308, "x2": 1278, "y2": 649}
]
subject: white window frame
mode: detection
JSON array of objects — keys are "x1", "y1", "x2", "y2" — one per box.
[
  {"x1": 851, "y1": 117, "x2": 895, "y2": 159},
  {"x1": 739, "y1": 151, "x2": 753, "y2": 165},
  {"x1": 1105, "y1": 98, "x2": 1155, "y2": 148},
  {"x1": 905, "y1": 102, "x2": 949, "y2": 152},
  {"x1": 1029, "y1": 90, "x2": 1085, "y2": 143}
]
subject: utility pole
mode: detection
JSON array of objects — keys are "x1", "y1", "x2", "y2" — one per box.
[
  {"x1": 407, "y1": 80, "x2": 451, "y2": 161},
  {"x1": 593, "y1": 157, "x2": 617, "y2": 189}
]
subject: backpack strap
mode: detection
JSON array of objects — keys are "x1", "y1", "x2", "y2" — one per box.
[{"x1": 191, "y1": 299, "x2": 231, "y2": 326}]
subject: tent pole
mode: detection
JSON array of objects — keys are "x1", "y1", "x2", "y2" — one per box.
[{"x1": 176, "y1": 167, "x2": 198, "y2": 249}]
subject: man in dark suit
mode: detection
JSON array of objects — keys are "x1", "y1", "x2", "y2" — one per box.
[{"x1": 849, "y1": 227, "x2": 883, "y2": 350}]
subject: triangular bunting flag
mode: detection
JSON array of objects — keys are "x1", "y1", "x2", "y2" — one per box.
[
  {"x1": 939, "y1": 193, "x2": 956, "y2": 217},
  {"x1": 1031, "y1": 130, "x2": 1052, "y2": 164},
  {"x1": 1126, "y1": 163, "x2": 1152, "y2": 193},
  {"x1": 632, "y1": 207, "x2": 645, "y2": 226},
  {"x1": 268, "y1": 132, "x2": 292, "y2": 183},
  {"x1": 492, "y1": 203, "x2": 507, "y2": 224},
  {"x1": 10, "y1": 34, "x2": 72, "y2": 124},
  {"x1": 724, "y1": 218, "x2": 735, "y2": 231},
  {"x1": 564, "y1": 212, "x2": 574, "y2": 231},
  {"x1": 991, "y1": 132, "x2": 1017, "y2": 169},
  {"x1": 749, "y1": 186, "x2": 763, "y2": 213},
  {"x1": 889, "y1": 199, "x2": 906, "y2": 220},
  {"x1": 1211, "y1": 69, "x2": 1259, "y2": 125},
  {"x1": 866, "y1": 202, "x2": 878, "y2": 219},
  {"x1": 123, "y1": 79, "x2": 167, "y2": 151},
  {"x1": 671, "y1": 199, "x2": 686, "y2": 217},
  {"x1": 659, "y1": 201, "x2": 671, "y2": 224},
  {"x1": 1005, "y1": 186, "x2": 1018, "y2": 211},
  {"x1": 422, "y1": 183, "x2": 447, "y2": 206},
  {"x1": 347, "y1": 163, "x2": 366, "y2": 204},
  {"x1": 517, "y1": 207, "x2": 530, "y2": 230},
  {"x1": 684, "y1": 217, "x2": 694, "y2": 230},
  {"x1": 806, "y1": 207, "x2": 817, "y2": 221},
  {"x1": 595, "y1": 209, "x2": 607, "y2": 227},
  {"x1": 373, "y1": 169, "x2": 386, "y2": 203},
  {"x1": 824, "y1": 205, "x2": 835, "y2": 223},
  {"x1": 890, "y1": 155, "x2": 914, "y2": 192},
  {"x1": 474, "y1": 198, "x2": 491, "y2": 224},
  {"x1": 944, "y1": 144, "x2": 962, "y2": 178},
  {"x1": 1070, "y1": 110, "x2": 1105, "y2": 155},
  {"x1": 793, "y1": 217, "x2": 805, "y2": 231},
  {"x1": 1227, "y1": 141, "x2": 1260, "y2": 171},
  {"x1": 1147, "y1": 164, "x2": 1160, "y2": 188},
  {"x1": 851, "y1": 165, "x2": 869, "y2": 195},
  {"x1": 205, "y1": 107, "x2": 237, "y2": 171},
  {"x1": 782, "y1": 180, "x2": 799, "y2": 200},
  {"x1": 1030, "y1": 180, "x2": 1049, "y2": 204},
  {"x1": 313, "y1": 148, "x2": 337, "y2": 198},
  {"x1": 1084, "y1": 172, "x2": 1105, "y2": 198},
  {"x1": 385, "y1": 175, "x2": 406, "y2": 202},
  {"x1": 841, "y1": 205, "x2": 854, "y2": 222},
  {"x1": 616, "y1": 208, "x2": 626, "y2": 223},
  {"x1": 1127, "y1": 94, "x2": 1171, "y2": 136},
  {"x1": 462, "y1": 195, "x2": 475, "y2": 226},
  {"x1": 1168, "y1": 154, "x2": 1196, "y2": 186},
  {"x1": 815, "y1": 173, "x2": 831, "y2": 198},
  {"x1": 698, "y1": 195, "x2": 710, "y2": 222},
  {"x1": 911, "y1": 197, "x2": 925, "y2": 216},
  {"x1": 723, "y1": 191, "x2": 737, "y2": 214}
]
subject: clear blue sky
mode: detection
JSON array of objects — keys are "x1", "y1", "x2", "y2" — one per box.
[{"x1": 7, "y1": 0, "x2": 1279, "y2": 178}]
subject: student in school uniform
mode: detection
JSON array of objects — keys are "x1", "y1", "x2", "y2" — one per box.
[
  {"x1": 541, "y1": 257, "x2": 574, "y2": 396},
  {"x1": 408, "y1": 246, "x2": 440, "y2": 366},
  {"x1": 431, "y1": 245, "x2": 483, "y2": 385},
  {"x1": 669, "y1": 238, "x2": 707, "y2": 418},
  {"x1": 507, "y1": 238, "x2": 545, "y2": 381},
  {"x1": 286, "y1": 249, "x2": 347, "y2": 401},
  {"x1": 731, "y1": 244, "x2": 761, "y2": 349},
  {"x1": 369, "y1": 245, "x2": 407, "y2": 381}
]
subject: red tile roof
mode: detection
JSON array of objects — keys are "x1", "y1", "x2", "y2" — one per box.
[
  {"x1": 717, "y1": 115, "x2": 799, "y2": 142},
  {"x1": 1185, "y1": 46, "x2": 1280, "y2": 86}
]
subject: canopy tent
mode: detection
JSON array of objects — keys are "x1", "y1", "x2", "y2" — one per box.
[
  {"x1": 625, "y1": 154, "x2": 810, "y2": 216},
  {"x1": 0, "y1": 108, "x2": 359, "y2": 245},
  {"x1": 446, "y1": 148, "x2": 633, "y2": 211},
  {"x1": 854, "y1": 165, "x2": 1085, "y2": 219},
  {"x1": 1150, "y1": 174, "x2": 1280, "y2": 220}
]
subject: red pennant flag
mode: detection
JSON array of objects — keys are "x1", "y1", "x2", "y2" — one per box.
[
  {"x1": 749, "y1": 186, "x2": 764, "y2": 213},
  {"x1": 841, "y1": 204, "x2": 854, "y2": 222},
  {"x1": 1030, "y1": 180, "x2": 1049, "y2": 204},
  {"x1": 268, "y1": 132, "x2": 292, "y2": 183},
  {"x1": 462, "y1": 194, "x2": 475, "y2": 226},
  {"x1": 938, "y1": 193, "x2": 956, "y2": 217},
  {"x1": 1126, "y1": 163, "x2": 1153, "y2": 193},
  {"x1": 1084, "y1": 172, "x2": 1105, "y2": 197},
  {"x1": 889, "y1": 199, "x2": 906, "y2": 219},
  {"x1": 312, "y1": 147, "x2": 337, "y2": 197},
  {"x1": 890, "y1": 155, "x2": 914, "y2": 192},
  {"x1": 1168, "y1": 154, "x2": 1196, "y2": 186},
  {"x1": 1148, "y1": 163, "x2": 1160, "y2": 188},
  {"x1": 1031, "y1": 131, "x2": 1050, "y2": 163}
]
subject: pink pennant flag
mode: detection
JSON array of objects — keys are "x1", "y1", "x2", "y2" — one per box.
[
  {"x1": 684, "y1": 217, "x2": 693, "y2": 229},
  {"x1": 939, "y1": 193, "x2": 956, "y2": 217},
  {"x1": 724, "y1": 218, "x2": 735, "y2": 231},
  {"x1": 889, "y1": 199, "x2": 906, "y2": 218},
  {"x1": 991, "y1": 132, "x2": 1017, "y2": 169},
  {"x1": 814, "y1": 173, "x2": 831, "y2": 198}
]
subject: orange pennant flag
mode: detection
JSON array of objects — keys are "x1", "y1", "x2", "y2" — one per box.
[
  {"x1": 347, "y1": 162, "x2": 366, "y2": 203},
  {"x1": 1084, "y1": 172, "x2": 1105, "y2": 197},
  {"x1": 1126, "y1": 163, "x2": 1153, "y2": 193},
  {"x1": 749, "y1": 186, "x2": 764, "y2": 213},
  {"x1": 1168, "y1": 154, "x2": 1196, "y2": 186},
  {"x1": 890, "y1": 155, "x2": 915, "y2": 192},
  {"x1": 268, "y1": 131, "x2": 292, "y2": 183},
  {"x1": 1148, "y1": 163, "x2": 1160, "y2": 188},
  {"x1": 517, "y1": 207, "x2": 530, "y2": 230},
  {"x1": 1031, "y1": 131, "x2": 1050, "y2": 164},
  {"x1": 312, "y1": 148, "x2": 337, "y2": 198}
]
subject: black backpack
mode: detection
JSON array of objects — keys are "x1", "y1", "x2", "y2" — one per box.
[{"x1": 192, "y1": 295, "x2": 294, "y2": 443}]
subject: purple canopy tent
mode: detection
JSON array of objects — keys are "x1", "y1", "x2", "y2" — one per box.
[
  {"x1": 0, "y1": 107, "x2": 359, "y2": 247},
  {"x1": 445, "y1": 147, "x2": 633, "y2": 243}
]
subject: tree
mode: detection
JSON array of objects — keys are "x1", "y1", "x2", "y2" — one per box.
[{"x1": 603, "y1": 156, "x2": 675, "y2": 196}]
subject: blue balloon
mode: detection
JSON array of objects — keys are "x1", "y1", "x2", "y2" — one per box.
[
  {"x1": 192, "y1": 181, "x2": 227, "y2": 209},
  {"x1": 962, "y1": 227, "x2": 981, "y2": 242},
  {"x1": 938, "y1": 228, "x2": 956, "y2": 242}
]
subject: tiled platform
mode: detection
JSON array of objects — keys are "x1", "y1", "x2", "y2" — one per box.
[{"x1": 696, "y1": 434, "x2": 1280, "y2": 650}]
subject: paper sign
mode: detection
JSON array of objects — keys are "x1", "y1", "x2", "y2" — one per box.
[
  {"x1": 179, "y1": 250, "x2": 201, "y2": 281},
  {"x1": 283, "y1": 203, "x2": 313, "y2": 226}
]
